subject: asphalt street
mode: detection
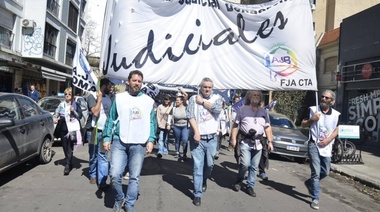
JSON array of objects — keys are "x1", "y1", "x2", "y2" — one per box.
[{"x1": 0, "y1": 142, "x2": 379, "y2": 212}]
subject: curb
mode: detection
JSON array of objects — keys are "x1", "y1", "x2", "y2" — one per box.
[{"x1": 330, "y1": 165, "x2": 380, "y2": 190}]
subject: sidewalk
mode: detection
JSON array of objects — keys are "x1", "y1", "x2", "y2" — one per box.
[{"x1": 330, "y1": 139, "x2": 380, "y2": 190}]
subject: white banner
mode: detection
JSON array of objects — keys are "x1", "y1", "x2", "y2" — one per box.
[
  {"x1": 100, "y1": 0, "x2": 317, "y2": 90},
  {"x1": 73, "y1": 37, "x2": 98, "y2": 91}
]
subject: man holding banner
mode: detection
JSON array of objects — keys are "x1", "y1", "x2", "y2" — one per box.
[
  {"x1": 301, "y1": 90, "x2": 340, "y2": 210},
  {"x1": 86, "y1": 78, "x2": 114, "y2": 188},
  {"x1": 186, "y1": 77, "x2": 223, "y2": 206}
]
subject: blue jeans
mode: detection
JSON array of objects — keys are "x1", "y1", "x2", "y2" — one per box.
[
  {"x1": 87, "y1": 130, "x2": 97, "y2": 179},
  {"x1": 157, "y1": 128, "x2": 170, "y2": 154},
  {"x1": 237, "y1": 143, "x2": 262, "y2": 188},
  {"x1": 308, "y1": 142, "x2": 331, "y2": 200},
  {"x1": 97, "y1": 131, "x2": 109, "y2": 185},
  {"x1": 190, "y1": 133, "x2": 217, "y2": 198},
  {"x1": 110, "y1": 139, "x2": 146, "y2": 209},
  {"x1": 173, "y1": 125, "x2": 189, "y2": 155}
]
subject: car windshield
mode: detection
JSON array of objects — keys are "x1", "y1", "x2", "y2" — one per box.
[
  {"x1": 38, "y1": 98, "x2": 63, "y2": 112},
  {"x1": 270, "y1": 115, "x2": 296, "y2": 129}
]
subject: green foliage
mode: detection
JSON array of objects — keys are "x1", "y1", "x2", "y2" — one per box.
[{"x1": 272, "y1": 91, "x2": 307, "y2": 122}]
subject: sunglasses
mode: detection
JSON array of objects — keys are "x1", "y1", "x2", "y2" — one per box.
[
  {"x1": 321, "y1": 95, "x2": 331, "y2": 100},
  {"x1": 65, "y1": 93, "x2": 72, "y2": 96}
]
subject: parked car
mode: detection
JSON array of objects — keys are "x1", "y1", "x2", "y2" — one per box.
[
  {"x1": 269, "y1": 112, "x2": 309, "y2": 159},
  {"x1": 38, "y1": 95, "x2": 89, "y2": 131},
  {"x1": 0, "y1": 93, "x2": 55, "y2": 174}
]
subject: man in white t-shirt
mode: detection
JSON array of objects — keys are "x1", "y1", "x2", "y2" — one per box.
[
  {"x1": 231, "y1": 90, "x2": 273, "y2": 197},
  {"x1": 186, "y1": 77, "x2": 223, "y2": 206}
]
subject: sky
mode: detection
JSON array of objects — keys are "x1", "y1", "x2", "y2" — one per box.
[{"x1": 86, "y1": 0, "x2": 107, "y2": 56}]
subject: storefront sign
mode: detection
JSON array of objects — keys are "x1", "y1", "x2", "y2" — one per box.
[
  {"x1": 348, "y1": 89, "x2": 380, "y2": 133},
  {"x1": 338, "y1": 125, "x2": 360, "y2": 139}
]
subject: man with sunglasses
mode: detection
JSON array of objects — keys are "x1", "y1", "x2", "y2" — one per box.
[
  {"x1": 301, "y1": 90, "x2": 340, "y2": 210},
  {"x1": 186, "y1": 77, "x2": 223, "y2": 206}
]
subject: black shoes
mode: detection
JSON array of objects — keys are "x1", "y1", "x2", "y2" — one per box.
[
  {"x1": 99, "y1": 183, "x2": 110, "y2": 191},
  {"x1": 181, "y1": 155, "x2": 188, "y2": 162},
  {"x1": 193, "y1": 197, "x2": 201, "y2": 206},
  {"x1": 246, "y1": 187, "x2": 256, "y2": 197},
  {"x1": 63, "y1": 165, "x2": 71, "y2": 175},
  {"x1": 157, "y1": 153, "x2": 162, "y2": 159},
  {"x1": 304, "y1": 178, "x2": 312, "y2": 195},
  {"x1": 202, "y1": 181, "x2": 207, "y2": 192}
]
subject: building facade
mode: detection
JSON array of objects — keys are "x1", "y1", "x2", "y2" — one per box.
[
  {"x1": 337, "y1": 4, "x2": 380, "y2": 142},
  {"x1": 313, "y1": 0, "x2": 380, "y2": 93},
  {"x1": 0, "y1": 0, "x2": 87, "y2": 98}
]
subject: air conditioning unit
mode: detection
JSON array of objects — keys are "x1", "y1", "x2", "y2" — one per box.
[{"x1": 22, "y1": 19, "x2": 35, "y2": 28}]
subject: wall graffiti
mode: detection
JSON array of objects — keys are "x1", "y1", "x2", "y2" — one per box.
[{"x1": 23, "y1": 27, "x2": 43, "y2": 56}]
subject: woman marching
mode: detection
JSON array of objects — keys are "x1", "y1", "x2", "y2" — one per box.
[{"x1": 54, "y1": 87, "x2": 83, "y2": 175}]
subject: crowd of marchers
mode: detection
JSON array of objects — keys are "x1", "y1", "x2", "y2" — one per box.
[{"x1": 51, "y1": 70, "x2": 339, "y2": 212}]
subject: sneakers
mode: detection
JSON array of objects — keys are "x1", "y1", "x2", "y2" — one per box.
[
  {"x1": 192, "y1": 197, "x2": 201, "y2": 206},
  {"x1": 227, "y1": 145, "x2": 234, "y2": 152},
  {"x1": 123, "y1": 172, "x2": 130, "y2": 180},
  {"x1": 112, "y1": 200, "x2": 124, "y2": 212},
  {"x1": 89, "y1": 178, "x2": 96, "y2": 184},
  {"x1": 174, "y1": 152, "x2": 180, "y2": 158},
  {"x1": 233, "y1": 181, "x2": 241, "y2": 192},
  {"x1": 310, "y1": 199, "x2": 319, "y2": 210},
  {"x1": 258, "y1": 172, "x2": 268, "y2": 180},
  {"x1": 246, "y1": 187, "x2": 256, "y2": 197},
  {"x1": 157, "y1": 153, "x2": 162, "y2": 159},
  {"x1": 304, "y1": 178, "x2": 312, "y2": 195}
]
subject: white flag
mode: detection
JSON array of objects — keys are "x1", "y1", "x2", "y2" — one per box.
[{"x1": 72, "y1": 37, "x2": 98, "y2": 91}]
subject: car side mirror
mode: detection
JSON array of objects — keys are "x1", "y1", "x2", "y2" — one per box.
[{"x1": 0, "y1": 118, "x2": 15, "y2": 128}]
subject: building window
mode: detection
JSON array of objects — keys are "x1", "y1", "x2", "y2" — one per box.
[
  {"x1": 324, "y1": 56, "x2": 338, "y2": 82},
  {"x1": 44, "y1": 24, "x2": 58, "y2": 58},
  {"x1": 66, "y1": 39, "x2": 76, "y2": 66},
  {"x1": 46, "y1": 0, "x2": 60, "y2": 18},
  {"x1": 80, "y1": 0, "x2": 86, "y2": 18},
  {"x1": 0, "y1": 26, "x2": 12, "y2": 48},
  {"x1": 79, "y1": 25, "x2": 84, "y2": 38},
  {"x1": 68, "y1": 2, "x2": 79, "y2": 33}
]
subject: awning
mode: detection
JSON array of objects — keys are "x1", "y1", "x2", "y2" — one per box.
[
  {"x1": 41, "y1": 66, "x2": 71, "y2": 78},
  {"x1": 41, "y1": 71, "x2": 66, "y2": 82}
]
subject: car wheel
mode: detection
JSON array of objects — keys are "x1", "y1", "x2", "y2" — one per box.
[{"x1": 39, "y1": 137, "x2": 54, "y2": 164}]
